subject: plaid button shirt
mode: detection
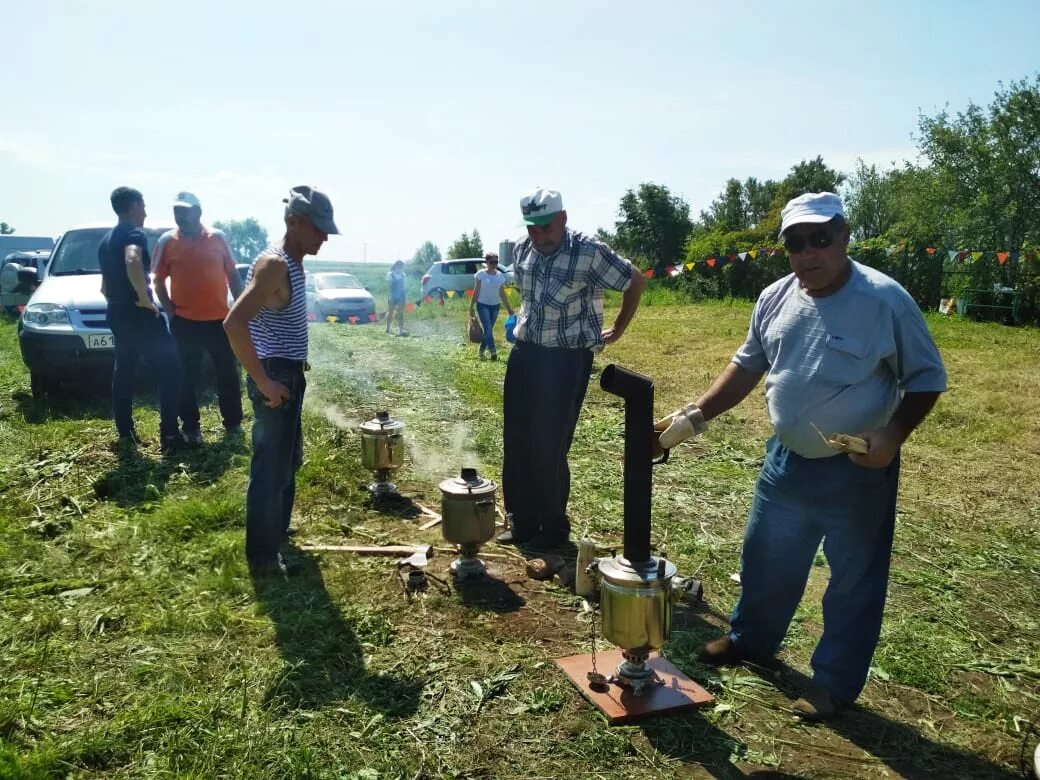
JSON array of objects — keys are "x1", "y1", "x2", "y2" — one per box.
[{"x1": 512, "y1": 229, "x2": 634, "y2": 349}]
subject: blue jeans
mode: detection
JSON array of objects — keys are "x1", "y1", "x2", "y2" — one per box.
[
  {"x1": 245, "y1": 358, "x2": 305, "y2": 565},
  {"x1": 476, "y1": 303, "x2": 500, "y2": 353},
  {"x1": 106, "y1": 305, "x2": 181, "y2": 438},
  {"x1": 729, "y1": 436, "x2": 899, "y2": 702},
  {"x1": 502, "y1": 340, "x2": 593, "y2": 541}
]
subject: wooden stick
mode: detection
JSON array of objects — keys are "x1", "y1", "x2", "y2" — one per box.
[
  {"x1": 299, "y1": 544, "x2": 433, "y2": 557},
  {"x1": 414, "y1": 502, "x2": 441, "y2": 519},
  {"x1": 418, "y1": 516, "x2": 442, "y2": 530}
]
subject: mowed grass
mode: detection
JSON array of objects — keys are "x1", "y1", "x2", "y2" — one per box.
[{"x1": 0, "y1": 297, "x2": 1037, "y2": 779}]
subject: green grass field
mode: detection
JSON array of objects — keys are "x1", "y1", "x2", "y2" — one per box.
[{"x1": 0, "y1": 298, "x2": 1037, "y2": 779}]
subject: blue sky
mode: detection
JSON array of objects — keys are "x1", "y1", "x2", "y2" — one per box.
[{"x1": 3, "y1": 0, "x2": 1038, "y2": 262}]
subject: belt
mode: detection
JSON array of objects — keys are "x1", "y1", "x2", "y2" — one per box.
[{"x1": 260, "y1": 356, "x2": 310, "y2": 372}]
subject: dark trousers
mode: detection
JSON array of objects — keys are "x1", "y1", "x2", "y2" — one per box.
[
  {"x1": 245, "y1": 358, "x2": 305, "y2": 565},
  {"x1": 170, "y1": 316, "x2": 243, "y2": 432},
  {"x1": 502, "y1": 340, "x2": 593, "y2": 541},
  {"x1": 107, "y1": 305, "x2": 181, "y2": 439}
]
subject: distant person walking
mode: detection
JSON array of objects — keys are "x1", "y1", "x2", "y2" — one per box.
[
  {"x1": 386, "y1": 260, "x2": 407, "y2": 335},
  {"x1": 98, "y1": 187, "x2": 183, "y2": 452},
  {"x1": 469, "y1": 252, "x2": 513, "y2": 360},
  {"x1": 224, "y1": 186, "x2": 340, "y2": 576},
  {"x1": 153, "y1": 192, "x2": 245, "y2": 445}
]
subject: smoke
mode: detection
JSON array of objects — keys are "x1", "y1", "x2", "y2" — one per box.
[{"x1": 407, "y1": 422, "x2": 483, "y2": 481}]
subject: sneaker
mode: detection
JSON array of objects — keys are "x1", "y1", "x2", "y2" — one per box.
[
  {"x1": 479, "y1": 351, "x2": 486, "y2": 361},
  {"x1": 248, "y1": 553, "x2": 301, "y2": 578},
  {"x1": 117, "y1": 430, "x2": 143, "y2": 447},
  {"x1": 160, "y1": 432, "x2": 187, "y2": 454},
  {"x1": 696, "y1": 635, "x2": 746, "y2": 666},
  {"x1": 183, "y1": 430, "x2": 204, "y2": 447},
  {"x1": 792, "y1": 685, "x2": 847, "y2": 721},
  {"x1": 490, "y1": 352, "x2": 498, "y2": 361},
  {"x1": 496, "y1": 528, "x2": 534, "y2": 546}
]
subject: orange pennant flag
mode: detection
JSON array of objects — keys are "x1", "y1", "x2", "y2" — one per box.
[
  {"x1": 423, "y1": 295, "x2": 432, "y2": 303},
  {"x1": 464, "y1": 288, "x2": 475, "y2": 297},
  {"x1": 643, "y1": 269, "x2": 654, "y2": 278},
  {"x1": 368, "y1": 312, "x2": 378, "y2": 322},
  {"x1": 405, "y1": 303, "x2": 415, "y2": 312},
  {"x1": 996, "y1": 251, "x2": 1009, "y2": 265},
  {"x1": 925, "y1": 247, "x2": 936, "y2": 255},
  {"x1": 706, "y1": 257, "x2": 716, "y2": 268},
  {"x1": 348, "y1": 316, "x2": 358, "y2": 324}
]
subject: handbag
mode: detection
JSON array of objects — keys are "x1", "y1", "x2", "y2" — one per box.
[
  {"x1": 504, "y1": 313, "x2": 517, "y2": 343},
  {"x1": 468, "y1": 315, "x2": 483, "y2": 344}
]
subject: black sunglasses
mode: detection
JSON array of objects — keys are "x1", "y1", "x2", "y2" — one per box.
[{"x1": 783, "y1": 226, "x2": 838, "y2": 254}]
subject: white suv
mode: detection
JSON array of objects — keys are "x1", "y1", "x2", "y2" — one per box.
[
  {"x1": 17, "y1": 221, "x2": 174, "y2": 397},
  {"x1": 420, "y1": 258, "x2": 513, "y2": 301}
]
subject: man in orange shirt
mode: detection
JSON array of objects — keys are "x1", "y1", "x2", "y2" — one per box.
[{"x1": 154, "y1": 192, "x2": 245, "y2": 445}]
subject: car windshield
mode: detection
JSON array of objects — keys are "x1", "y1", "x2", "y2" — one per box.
[
  {"x1": 49, "y1": 227, "x2": 167, "y2": 276},
  {"x1": 315, "y1": 273, "x2": 361, "y2": 291}
]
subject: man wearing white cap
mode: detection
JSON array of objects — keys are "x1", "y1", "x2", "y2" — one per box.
[
  {"x1": 653, "y1": 192, "x2": 946, "y2": 719},
  {"x1": 154, "y1": 192, "x2": 244, "y2": 445},
  {"x1": 499, "y1": 187, "x2": 646, "y2": 550}
]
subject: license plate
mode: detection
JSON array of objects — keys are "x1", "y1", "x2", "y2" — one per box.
[{"x1": 86, "y1": 334, "x2": 115, "y2": 349}]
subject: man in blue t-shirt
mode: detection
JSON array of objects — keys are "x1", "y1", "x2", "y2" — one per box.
[
  {"x1": 655, "y1": 192, "x2": 947, "y2": 722},
  {"x1": 98, "y1": 186, "x2": 183, "y2": 451}
]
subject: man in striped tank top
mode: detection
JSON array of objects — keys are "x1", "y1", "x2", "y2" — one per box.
[{"x1": 224, "y1": 186, "x2": 339, "y2": 576}]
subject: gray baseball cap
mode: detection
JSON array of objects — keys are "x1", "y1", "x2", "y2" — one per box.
[{"x1": 283, "y1": 185, "x2": 340, "y2": 235}]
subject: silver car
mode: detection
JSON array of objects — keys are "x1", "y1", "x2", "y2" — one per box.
[
  {"x1": 17, "y1": 221, "x2": 174, "y2": 397},
  {"x1": 305, "y1": 271, "x2": 377, "y2": 323},
  {"x1": 420, "y1": 258, "x2": 514, "y2": 301}
]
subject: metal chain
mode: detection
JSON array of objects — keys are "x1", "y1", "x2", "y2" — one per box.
[{"x1": 586, "y1": 599, "x2": 608, "y2": 688}]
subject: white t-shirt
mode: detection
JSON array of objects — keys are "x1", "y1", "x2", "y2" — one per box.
[
  {"x1": 732, "y1": 260, "x2": 947, "y2": 459},
  {"x1": 474, "y1": 269, "x2": 506, "y2": 305}
]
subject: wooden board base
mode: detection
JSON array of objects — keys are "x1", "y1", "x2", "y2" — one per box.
[{"x1": 555, "y1": 649, "x2": 714, "y2": 724}]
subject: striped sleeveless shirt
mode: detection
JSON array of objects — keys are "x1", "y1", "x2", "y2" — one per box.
[{"x1": 246, "y1": 248, "x2": 309, "y2": 361}]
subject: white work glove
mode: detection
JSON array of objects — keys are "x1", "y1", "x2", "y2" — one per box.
[{"x1": 656, "y1": 403, "x2": 707, "y2": 450}]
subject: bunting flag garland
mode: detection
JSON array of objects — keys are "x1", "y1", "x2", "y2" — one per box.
[
  {"x1": 464, "y1": 288, "x2": 475, "y2": 298},
  {"x1": 423, "y1": 295, "x2": 433, "y2": 304},
  {"x1": 446, "y1": 290, "x2": 456, "y2": 298},
  {"x1": 405, "y1": 303, "x2": 415, "y2": 312},
  {"x1": 368, "y1": 313, "x2": 378, "y2": 322},
  {"x1": 348, "y1": 316, "x2": 359, "y2": 324},
  {"x1": 642, "y1": 241, "x2": 1032, "y2": 278}
]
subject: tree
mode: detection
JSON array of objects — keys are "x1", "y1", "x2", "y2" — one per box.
[
  {"x1": 447, "y1": 230, "x2": 483, "y2": 259},
  {"x1": 614, "y1": 182, "x2": 693, "y2": 270},
  {"x1": 914, "y1": 75, "x2": 1040, "y2": 249},
  {"x1": 0, "y1": 222, "x2": 14, "y2": 235},
  {"x1": 212, "y1": 218, "x2": 269, "y2": 264},
  {"x1": 410, "y1": 240, "x2": 442, "y2": 273},
  {"x1": 780, "y1": 156, "x2": 846, "y2": 200},
  {"x1": 843, "y1": 159, "x2": 900, "y2": 240}
]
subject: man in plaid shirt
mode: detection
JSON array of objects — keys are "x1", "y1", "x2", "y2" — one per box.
[{"x1": 499, "y1": 187, "x2": 646, "y2": 549}]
